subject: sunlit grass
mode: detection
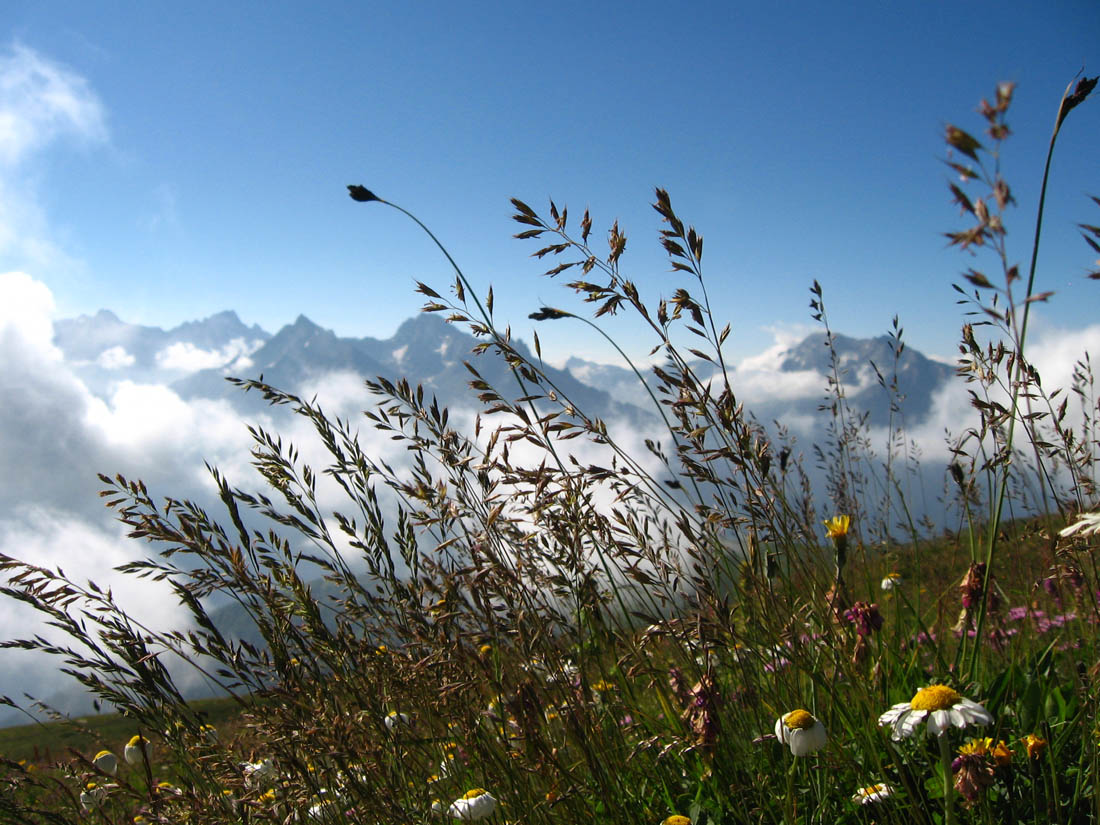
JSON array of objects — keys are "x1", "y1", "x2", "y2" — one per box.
[{"x1": 1, "y1": 77, "x2": 1097, "y2": 824}]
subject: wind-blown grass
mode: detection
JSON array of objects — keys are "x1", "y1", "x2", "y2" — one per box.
[{"x1": 1, "y1": 77, "x2": 1098, "y2": 825}]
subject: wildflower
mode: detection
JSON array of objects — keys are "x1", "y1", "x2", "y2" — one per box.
[
  {"x1": 952, "y1": 748, "x2": 994, "y2": 805},
  {"x1": 478, "y1": 643, "x2": 493, "y2": 658},
  {"x1": 881, "y1": 572, "x2": 903, "y2": 591},
  {"x1": 385, "y1": 710, "x2": 412, "y2": 730},
  {"x1": 878, "y1": 684, "x2": 992, "y2": 741},
  {"x1": 775, "y1": 709, "x2": 827, "y2": 756},
  {"x1": 852, "y1": 782, "x2": 893, "y2": 804},
  {"x1": 682, "y1": 671, "x2": 721, "y2": 749},
  {"x1": 447, "y1": 788, "x2": 498, "y2": 820},
  {"x1": 844, "y1": 601, "x2": 884, "y2": 637},
  {"x1": 80, "y1": 781, "x2": 107, "y2": 812},
  {"x1": 124, "y1": 735, "x2": 148, "y2": 765},
  {"x1": 1060, "y1": 511, "x2": 1100, "y2": 537},
  {"x1": 242, "y1": 757, "x2": 277, "y2": 786},
  {"x1": 92, "y1": 749, "x2": 118, "y2": 776},
  {"x1": 663, "y1": 817, "x2": 692, "y2": 825},
  {"x1": 1024, "y1": 733, "x2": 1047, "y2": 759},
  {"x1": 823, "y1": 514, "x2": 850, "y2": 539},
  {"x1": 958, "y1": 736, "x2": 1010, "y2": 766}
]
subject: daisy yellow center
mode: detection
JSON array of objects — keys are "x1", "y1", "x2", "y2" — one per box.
[
  {"x1": 462, "y1": 789, "x2": 488, "y2": 800},
  {"x1": 910, "y1": 684, "x2": 961, "y2": 711},
  {"x1": 860, "y1": 783, "x2": 885, "y2": 796},
  {"x1": 783, "y1": 709, "x2": 815, "y2": 729}
]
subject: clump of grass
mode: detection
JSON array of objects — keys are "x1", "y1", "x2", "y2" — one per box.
[{"x1": 1, "y1": 76, "x2": 1097, "y2": 824}]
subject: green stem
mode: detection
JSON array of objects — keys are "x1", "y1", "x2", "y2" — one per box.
[
  {"x1": 939, "y1": 733, "x2": 956, "y2": 825},
  {"x1": 969, "y1": 78, "x2": 1075, "y2": 680}
]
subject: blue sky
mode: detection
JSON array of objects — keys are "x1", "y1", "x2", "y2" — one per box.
[{"x1": 2, "y1": 0, "x2": 1098, "y2": 362}]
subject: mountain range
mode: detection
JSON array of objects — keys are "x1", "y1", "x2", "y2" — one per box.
[{"x1": 54, "y1": 309, "x2": 953, "y2": 430}]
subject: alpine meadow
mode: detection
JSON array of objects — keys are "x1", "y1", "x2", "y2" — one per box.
[{"x1": 3, "y1": 72, "x2": 1100, "y2": 825}]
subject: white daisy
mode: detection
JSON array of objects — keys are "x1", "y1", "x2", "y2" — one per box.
[
  {"x1": 385, "y1": 710, "x2": 412, "y2": 730},
  {"x1": 852, "y1": 782, "x2": 894, "y2": 804},
  {"x1": 242, "y1": 757, "x2": 277, "y2": 786},
  {"x1": 447, "y1": 788, "x2": 498, "y2": 820},
  {"x1": 881, "y1": 572, "x2": 903, "y2": 591},
  {"x1": 79, "y1": 781, "x2": 108, "y2": 812},
  {"x1": 124, "y1": 735, "x2": 148, "y2": 765},
  {"x1": 774, "y1": 709, "x2": 827, "y2": 756},
  {"x1": 92, "y1": 750, "x2": 117, "y2": 776},
  {"x1": 878, "y1": 684, "x2": 992, "y2": 741}
]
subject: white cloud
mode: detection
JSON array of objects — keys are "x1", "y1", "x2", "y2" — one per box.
[
  {"x1": 0, "y1": 43, "x2": 107, "y2": 167},
  {"x1": 96, "y1": 344, "x2": 134, "y2": 369},
  {"x1": 155, "y1": 338, "x2": 264, "y2": 373},
  {"x1": 0, "y1": 44, "x2": 107, "y2": 275}
]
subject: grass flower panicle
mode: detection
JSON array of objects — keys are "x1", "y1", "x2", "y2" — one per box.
[
  {"x1": 775, "y1": 709, "x2": 827, "y2": 756},
  {"x1": 878, "y1": 685, "x2": 992, "y2": 740}
]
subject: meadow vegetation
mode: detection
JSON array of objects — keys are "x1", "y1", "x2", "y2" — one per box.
[{"x1": 1, "y1": 77, "x2": 1098, "y2": 824}]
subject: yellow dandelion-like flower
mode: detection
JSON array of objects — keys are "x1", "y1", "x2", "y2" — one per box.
[
  {"x1": 878, "y1": 684, "x2": 992, "y2": 741},
  {"x1": 663, "y1": 816, "x2": 692, "y2": 825},
  {"x1": 1024, "y1": 733, "x2": 1048, "y2": 759},
  {"x1": 774, "y1": 709, "x2": 827, "y2": 756},
  {"x1": 823, "y1": 514, "x2": 850, "y2": 539}
]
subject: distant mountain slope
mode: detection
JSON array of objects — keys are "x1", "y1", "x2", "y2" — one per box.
[
  {"x1": 53, "y1": 309, "x2": 270, "y2": 394},
  {"x1": 565, "y1": 333, "x2": 952, "y2": 428},
  {"x1": 52, "y1": 308, "x2": 953, "y2": 429},
  {"x1": 776, "y1": 332, "x2": 952, "y2": 425},
  {"x1": 172, "y1": 312, "x2": 653, "y2": 424}
]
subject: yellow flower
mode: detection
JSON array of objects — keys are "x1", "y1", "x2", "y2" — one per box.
[
  {"x1": 663, "y1": 817, "x2": 692, "y2": 825},
  {"x1": 878, "y1": 684, "x2": 992, "y2": 740},
  {"x1": 823, "y1": 514, "x2": 850, "y2": 539},
  {"x1": 1024, "y1": 733, "x2": 1047, "y2": 759}
]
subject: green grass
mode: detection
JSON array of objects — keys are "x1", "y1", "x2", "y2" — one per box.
[{"x1": 0, "y1": 697, "x2": 241, "y2": 766}]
